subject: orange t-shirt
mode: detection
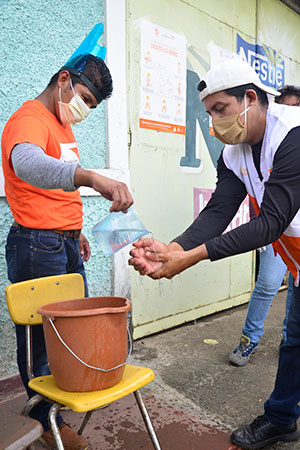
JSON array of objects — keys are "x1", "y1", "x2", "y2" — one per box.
[{"x1": 1, "y1": 100, "x2": 83, "y2": 230}]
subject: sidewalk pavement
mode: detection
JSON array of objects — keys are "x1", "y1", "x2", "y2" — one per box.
[{"x1": 2, "y1": 288, "x2": 299, "y2": 450}]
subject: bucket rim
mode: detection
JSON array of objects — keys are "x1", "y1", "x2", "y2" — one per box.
[{"x1": 37, "y1": 296, "x2": 131, "y2": 318}]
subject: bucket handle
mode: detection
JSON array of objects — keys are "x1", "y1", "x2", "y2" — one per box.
[{"x1": 48, "y1": 317, "x2": 132, "y2": 373}]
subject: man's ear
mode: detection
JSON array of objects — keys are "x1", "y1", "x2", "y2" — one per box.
[
  {"x1": 57, "y1": 70, "x2": 71, "y2": 89},
  {"x1": 246, "y1": 89, "x2": 258, "y2": 106}
]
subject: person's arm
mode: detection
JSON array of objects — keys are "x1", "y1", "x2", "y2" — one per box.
[
  {"x1": 11, "y1": 143, "x2": 79, "y2": 191},
  {"x1": 206, "y1": 126, "x2": 300, "y2": 261},
  {"x1": 173, "y1": 151, "x2": 247, "y2": 249},
  {"x1": 73, "y1": 167, "x2": 133, "y2": 212},
  {"x1": 130, "y1": 127, "x2": 300, "y2": 279},
  {"x1": 161, "y1": 125, "x2": 300, "y2": 273},
  {"x1": 129, "y1": 151, "x2": 247, "y2": 277},
  {"x1": 11, "y1": 143, "x2": 133, "y2": 212}
]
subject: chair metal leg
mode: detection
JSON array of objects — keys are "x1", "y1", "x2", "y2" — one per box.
[
  {"x1": 49, "y1": 403, "x2": 64, "y2": 450},
  {"x1": 21, "y1": 394, "x2": 44, "y2": 416},
  {"x1": 78, "y1": 410, "x2": 94, "y2": 436},
  {"x1": 134, "y1": 390, "x2": 161, "y2": 450}
]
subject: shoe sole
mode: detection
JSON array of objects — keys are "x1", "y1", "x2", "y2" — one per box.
[
  {"x1": 229, "y1": 356, "x2": 250, "y2": 367},
  {"x1": 231, "y1": 430, "x2": 300, "y2": 449}
]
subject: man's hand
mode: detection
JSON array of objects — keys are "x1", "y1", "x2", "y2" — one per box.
[
  {"x1": 79, "y1": 232, "x2": 91, "y2": 262},
  {"x1": 129, "y1": 238, "x2": 168, "y2": 275},
  {"x1": 91, "y1": 174, "x2": 133, "y2": 212},
  {"x1": 129, "y1": 239, "x2": 209, "y2": 279},
  {"x1": 74, "y1": 168, "x2": 133, "y2": 212}
]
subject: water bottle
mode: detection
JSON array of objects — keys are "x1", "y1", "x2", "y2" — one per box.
[{"x1": 91, "y1": 208, "x2": 150, "y2": 255}]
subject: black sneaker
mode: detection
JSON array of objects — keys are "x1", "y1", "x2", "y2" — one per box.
[
  {"x1": 229, "y1": 335, "x2": 259, "y2": 366},
  {"x1": 231, "y1": 415, "x2": 300, "y2": 449}
]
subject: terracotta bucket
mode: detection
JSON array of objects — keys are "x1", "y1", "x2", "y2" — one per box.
[{"x1": 38, "y1": 297, "x2": 131, "y2": 392}]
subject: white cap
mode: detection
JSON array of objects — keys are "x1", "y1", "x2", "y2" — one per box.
[{"x1": 198, "y1": 59, "x2": 281, "y2": 101}]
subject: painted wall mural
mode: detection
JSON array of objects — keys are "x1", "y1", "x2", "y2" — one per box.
[{"x1": 181, "y1": 69, "x2": 224, "y2": 170}]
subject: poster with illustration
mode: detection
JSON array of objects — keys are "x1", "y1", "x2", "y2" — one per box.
[{"x1": 139, "y1": 19, "x2": 186, "y2": 135}]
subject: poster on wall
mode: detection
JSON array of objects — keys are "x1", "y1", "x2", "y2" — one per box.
[{"x1": 139, "y1": 19, "x2": 186, "y2": 135}]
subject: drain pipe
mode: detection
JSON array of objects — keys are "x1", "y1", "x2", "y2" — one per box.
[{"x1": 255, "y1": 0, "x2": 259, "y2": 66}]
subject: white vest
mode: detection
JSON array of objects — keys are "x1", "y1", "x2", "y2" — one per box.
[{"x1": 223, "y1": 102, "x2": 300, "y2": 285}]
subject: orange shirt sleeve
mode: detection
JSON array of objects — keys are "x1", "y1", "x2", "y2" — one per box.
[{"x1": 4, "y1": 114, "x2": 50, "y2": 159}]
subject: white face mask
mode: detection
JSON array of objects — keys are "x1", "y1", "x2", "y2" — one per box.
[{"x1": 58, "y1": 79, "x2": 90, "y2": 126}]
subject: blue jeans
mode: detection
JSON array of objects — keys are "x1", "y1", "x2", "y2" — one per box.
[
  {"x1": 242, "y1": 244, "x2": 289, "y2": 343},
  {"x1": 264, "y1": 280, "x2": 300, "y2": 426},
  {"x1": 282, "y1": 272, "x2": 294, "y2": 342},
  {"x1": 5, "y1": 225, "x2": 88, "y2": 431}
]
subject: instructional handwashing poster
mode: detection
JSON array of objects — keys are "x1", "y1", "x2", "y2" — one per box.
[{"x1": 139, "y1": 19, "x2": 186, "y2": 135}]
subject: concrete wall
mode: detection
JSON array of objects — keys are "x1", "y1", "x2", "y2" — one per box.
[{"x1": 0, "y1": 0, "x2": 113, "y2": 379}]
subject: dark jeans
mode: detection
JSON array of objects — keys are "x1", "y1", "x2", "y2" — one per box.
[
  {"x1": 6, "y1": 225, "x2": 88, "y2": 431},
  {"x1": 264, "y1": 281, "x2": 300, "y2": 426}
]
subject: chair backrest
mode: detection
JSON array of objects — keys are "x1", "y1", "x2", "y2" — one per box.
[{"x1": 5, "y1": 274, "x2": 85, "y2": 325}]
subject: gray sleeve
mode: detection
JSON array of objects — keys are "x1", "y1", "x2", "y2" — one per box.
[{"x1": 11, "y1": 143, "x2": 79, "y2": 191}]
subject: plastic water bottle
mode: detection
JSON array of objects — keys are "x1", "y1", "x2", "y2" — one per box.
[{"x1": 91, "y1": 208, "x2": 150, "y2": 255}]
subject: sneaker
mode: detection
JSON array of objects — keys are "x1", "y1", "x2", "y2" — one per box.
[
  {"x1": 231, "y1": 414, "x2": 300, "y2": 449},
  {"x1": 229, "y1": 335, "x2": 259, "y2": 366},
  {"x1": 40, "y1": 422, "x2": 88, "y2": 450}
]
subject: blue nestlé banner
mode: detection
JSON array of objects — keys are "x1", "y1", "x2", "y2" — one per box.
[{"x1": 237, "y1": 33, "x2": 285, "y2": 89}]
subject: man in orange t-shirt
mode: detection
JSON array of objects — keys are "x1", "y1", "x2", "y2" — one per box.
[{"x1": 1, "y1": 54, "x2": 133, "y2": 450}]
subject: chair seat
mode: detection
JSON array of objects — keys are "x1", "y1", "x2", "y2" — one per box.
[{"x1": 28, "y1": 364, "x2": 155, "y2": 412}]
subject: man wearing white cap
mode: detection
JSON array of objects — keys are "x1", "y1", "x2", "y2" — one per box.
[{"x1": 129, "y1": 58, "x2": 300, "y2": 448}]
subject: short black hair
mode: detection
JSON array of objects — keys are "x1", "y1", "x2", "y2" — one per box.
[
  {"x1": 224, "y1": 83, "x2": 268, "y2": 106},
  {"x1": 48, "y1": 55, "x2": 113, "y2": 102},
  {"x1": 274, "y1": 85, "x2": 300, "y2": 104}
]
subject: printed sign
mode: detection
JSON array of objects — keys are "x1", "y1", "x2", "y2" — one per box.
[
  {"x1": 139, "y1": 19, "x2": 186, "y2": 135},
  {"x1": 237, "y1": 33, "x2": 285, "y2": 89},
  {"x1": 194, "y1": 188, "x2": 249, "y2": 232}
]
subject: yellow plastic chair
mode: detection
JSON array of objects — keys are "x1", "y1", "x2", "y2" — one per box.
[{"x1": 5, "y1": 274, "x2": 161, "y2": 450}]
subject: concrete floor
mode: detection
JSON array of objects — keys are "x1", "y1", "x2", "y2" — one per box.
[{"x1": 2, "y1": 288, "x2": 300, "y2": 449}]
